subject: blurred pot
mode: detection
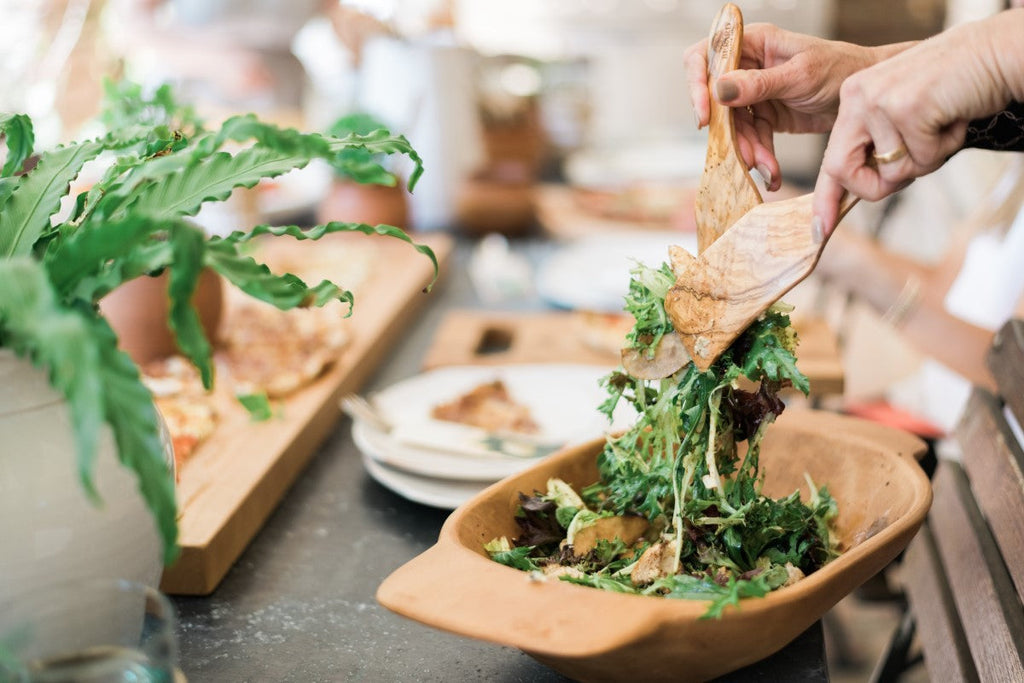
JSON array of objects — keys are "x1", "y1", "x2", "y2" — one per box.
[
  {"x1": 316, "y1": 180, "x2": 410, "y2": 229},
  {"x1": 100, "y1": 268, "x2": 224, "y2": 365},
  {"x1": 456, "y1": 162, "x2": 536, "y2": 237}
]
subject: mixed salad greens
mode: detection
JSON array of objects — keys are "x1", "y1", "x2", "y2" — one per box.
[{"x1": 486, "y1": 261, "x2": 839, "y2": 618}]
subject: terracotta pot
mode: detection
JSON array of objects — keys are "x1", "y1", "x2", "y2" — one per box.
[
  {"x1": 0, "y1": 349, "x2": 169, "y2": 606},
  {"x1": 456, "y1": 163, "x2": 536, "y2": 237},
  {"x1": 316, "y1": 180, "x2": 410, "y2": 229},
  {"x1": 100, "y1": 268, "x2": 224, "y2": 366},
  {"x1": 378, "y1": 409, "x2": 932, "y2": 682}
]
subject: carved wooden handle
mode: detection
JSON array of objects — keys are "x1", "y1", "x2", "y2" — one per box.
[{"x1": 693, "y1": 3, "x2": 763, "y2": 255}]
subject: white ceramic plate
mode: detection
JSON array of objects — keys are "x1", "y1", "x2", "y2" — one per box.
[
  {"x1": 536, "y1": 232, "x2": 698, "y2": 313},
  {"x1": 353, "y1": 419, "x2": 537, "y2": 482},
  {"x1": 360, "y1": 452, "x2": 487, "y2": 510},
  {"x1": 351, "y1": 364, "x2": 636, "y2": 499}
]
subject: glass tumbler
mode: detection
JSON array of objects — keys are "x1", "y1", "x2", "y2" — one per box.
[{"x1": 0, "y1": 578, "x2": 178, "y2": 683}]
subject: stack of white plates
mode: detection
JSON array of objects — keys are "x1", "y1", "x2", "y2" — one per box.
[{"x1": 350, "y1": 364, "x2": 637, "y2": 509}]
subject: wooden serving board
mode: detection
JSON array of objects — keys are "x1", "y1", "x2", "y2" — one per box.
[
  {"x1": 160, "y1": 232, "x2": 452, "y2": 595},
  {"x1": 421, "y1": 309, "x2": 844, "y2": 397}
]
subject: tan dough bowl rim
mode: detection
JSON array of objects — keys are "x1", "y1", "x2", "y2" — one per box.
[{"x1": 377, "y1": 409, "x2": 932, "y2": 680}]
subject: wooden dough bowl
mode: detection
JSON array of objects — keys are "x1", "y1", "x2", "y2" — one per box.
[{"x1": 377, "y1": 409, "x2": 931, "y2": 682}]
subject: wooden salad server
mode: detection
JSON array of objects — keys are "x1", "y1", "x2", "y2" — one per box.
[
  {"x1": 665, "y1": 191, "x2": 860, "y2": 372},
  {"x1": 621, "y1": 2, "x2": 762, "y2": 380},
  {"x1": 693, "y1": 2, "x2": 763, "y2": 253}
]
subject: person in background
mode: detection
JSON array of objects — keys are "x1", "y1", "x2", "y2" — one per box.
[{"x1": 683, "y1": 2, "x2": 1024, "y2": 431}]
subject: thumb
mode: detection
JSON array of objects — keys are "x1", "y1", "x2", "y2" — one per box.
[{"x1": 715, "y1": 67, "x2": 792, "y2": 107}]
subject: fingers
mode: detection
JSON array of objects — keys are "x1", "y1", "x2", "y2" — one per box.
[
  {"x1": 684, "y1": 40, "x2": 711, "y2": 128},
  {"x1": 750, "y1": 114, "x2": 781, "y2": 191},
  {"x1": 864, "y1": 113, "x2": 914, "y2": 188},
  {"x1": 712, "y1": 66, "x2": 787, "y2": 109},
  {"x1": 734, "y1": 108, "x2": 781, "y2": 191},
  {"x1": 812, "y1": 166, "x2": 846, "y2": 239},
  {"x1": 817, "y1": 70, "x2": 967, "y2": 222}
]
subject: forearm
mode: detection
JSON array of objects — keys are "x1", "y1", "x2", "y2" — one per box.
[
  {"x1": 818, "y1": 230, "x2": 997, "y2": 389},
  {"x1": 983, "y1": 8, "x2": 1024, "y2": 102}
]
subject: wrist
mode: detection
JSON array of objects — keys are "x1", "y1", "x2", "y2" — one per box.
[
  {"x1": 869, "y1": 40, "x2": 918, "y2": 65},
  {"x1": 971, "y1": 9, "x2": 1024, "y2": 108}
]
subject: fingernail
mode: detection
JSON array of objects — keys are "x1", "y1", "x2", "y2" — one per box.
[
  {"x1": 811, "y1": 216, "x2": 824, "y2": 244},
  {"x1": 693, "y1": 108, "x2": 702, "y2": 129},
  {"x1": 715, "y1": 79, "x2": 739, "y2": 103},
  {"x1": 755, "y1": 164, "x2": 773, "y2": 188}
]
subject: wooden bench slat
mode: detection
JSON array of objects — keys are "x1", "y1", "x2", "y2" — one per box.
[
  {"x1": 903, "y1": 524, "x2": 979, "y2": 683},
  {"x1": 988, "y1": 318, "x2": 1024, "y2": 429},
  {"x1": 929, "y1": 463, "x2": 1024, "y2": 682},
  {"x1": 956, "y1": 387, "x2": 1024, "y2": 605}
]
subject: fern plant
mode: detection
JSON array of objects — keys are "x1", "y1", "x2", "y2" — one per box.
[{"x1": 0, "y1": 83, "x2": 437, "y2": 564}]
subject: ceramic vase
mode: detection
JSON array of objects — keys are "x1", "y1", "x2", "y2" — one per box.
[{"x1": 0, "y1": 349, "x2": 168, "y2": 605}]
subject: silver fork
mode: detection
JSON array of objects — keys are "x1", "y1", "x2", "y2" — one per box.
[{"x1": 340, "y1": 393, "x2": 392, "y2": 433}]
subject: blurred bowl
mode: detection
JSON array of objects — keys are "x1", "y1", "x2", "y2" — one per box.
[{"x1": 377, "y1": 409, "x2": 931, "y2": 682}]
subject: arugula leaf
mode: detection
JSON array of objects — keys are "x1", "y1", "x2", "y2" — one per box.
[
  {"x1": 563, "y1": 573, "x2": 637, "y2": 593},
  {"x1": 644, "y1": 572, "x2": 773, "y2": 620},
  {"x1": 488, "y1": 545, "x2": 541, "y2": 572},
  {"x1": 237, "y1": 393, "x2": 274, "y2": 421}
]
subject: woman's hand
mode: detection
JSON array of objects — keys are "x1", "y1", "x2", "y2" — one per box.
[
  {"x1": 814, "y1": 9, "x2": 1024, "y2": 235},
  {"x1": 684, "y1": 23, "x2": 902, "y2": 190}
]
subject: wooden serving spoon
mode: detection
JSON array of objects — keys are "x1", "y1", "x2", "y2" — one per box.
[
  {"x1": 665, "y1": 191, "x2": 860, "y2": 371},
  {"x1": 621, "y1": 2, "x2": 761, "y2": 379}
]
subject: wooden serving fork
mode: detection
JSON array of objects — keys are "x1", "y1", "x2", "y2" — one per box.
[
  {"x1": 621, "y1": 2, "x2": 761, "y2": 379},
  {"x1": 665, "y1": 192, "x2": 859, "y2": 371}
]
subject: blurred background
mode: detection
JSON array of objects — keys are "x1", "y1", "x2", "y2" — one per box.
[
  {"x1": 0, "y1": 0, "x2": 952, "y2": 226},
  {"x1": 0, "y1": 0, "x2": 1015, "y2": 435}
]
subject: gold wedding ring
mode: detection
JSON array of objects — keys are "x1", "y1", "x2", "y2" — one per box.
[{"x1": 872, "y1": 145, "x2": 908, "y2": 164}]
